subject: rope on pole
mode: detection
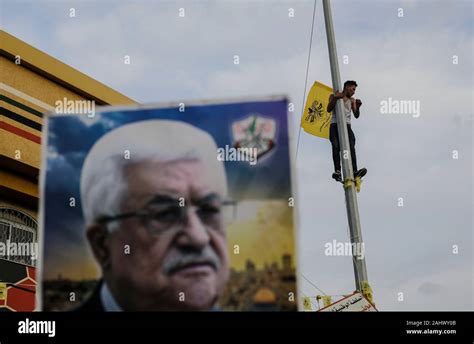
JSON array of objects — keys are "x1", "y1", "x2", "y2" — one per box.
[{"x1": 295, "y1": 0, "x2": 318, "y2": 161}]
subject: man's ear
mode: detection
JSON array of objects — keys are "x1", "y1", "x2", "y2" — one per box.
[{"x1": 86, "y1": 224, "x2": 111, "y2": 269}]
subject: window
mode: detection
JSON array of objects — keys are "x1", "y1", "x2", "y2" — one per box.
[{"x1": 0, "y1": 208, "x2": 38, "y2": 267}]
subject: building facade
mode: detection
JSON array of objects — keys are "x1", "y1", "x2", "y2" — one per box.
[{"x1": 0, "y1": 30, "x2": 135, "y2": 311}]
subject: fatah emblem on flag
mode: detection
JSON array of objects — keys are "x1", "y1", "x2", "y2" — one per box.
[
  {"x1": 232, "y1": 114, "x2": 276, "y2": 159},
  {"x1": 306, "y1": 100, "x2": 324, "y2": 123}
]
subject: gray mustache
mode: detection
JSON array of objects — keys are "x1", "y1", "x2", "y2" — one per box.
[{"x1": 163, "y1": 247, "x2": 221, "y2": 275}]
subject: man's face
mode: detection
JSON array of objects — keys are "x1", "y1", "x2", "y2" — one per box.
[
  {"x1": 345, "y1": 85, "x2": 356, "y2": 97},
  {"x1": 103, "y1": 159, "x2": 229, "y2": 310}
]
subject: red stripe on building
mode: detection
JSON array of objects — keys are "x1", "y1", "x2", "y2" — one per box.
[{"x1": 0, "y1": 120, "x2": 41, "y2": 144}]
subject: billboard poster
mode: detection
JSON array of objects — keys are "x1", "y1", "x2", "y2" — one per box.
[{"x1": 39, "y1": 97, "x2": 298, "y2": 311}]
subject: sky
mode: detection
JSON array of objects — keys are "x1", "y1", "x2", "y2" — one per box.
[{"x1": 1, "y1": 0, "x2": 473, "y2": 311}]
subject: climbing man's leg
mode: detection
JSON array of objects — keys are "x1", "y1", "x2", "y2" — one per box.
[
  {"x1": 348, "y1": 125, "x2": 367, "y2": 179},
  {"x1": 329, "y1": 123, "x2": 342, "y2": 182},
  {"x1": 347, "y1": 125, "x2": 358, "y2": 173}
]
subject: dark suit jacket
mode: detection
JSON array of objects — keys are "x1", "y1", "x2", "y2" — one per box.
[{"x1": 72, "y1": 280, "x2": 222, "y2": 311}]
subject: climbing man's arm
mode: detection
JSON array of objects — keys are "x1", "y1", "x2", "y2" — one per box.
[
  {"x1": 353, "y1": 98, "x2": 362, "y2": 118},
  {"x1": 327, "y1": 91, "x2": 344, "y2": 113}
]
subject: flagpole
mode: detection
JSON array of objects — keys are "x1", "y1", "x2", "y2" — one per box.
[{"x1": 322, "y1": 0, "x2": 374, "y2": 305}]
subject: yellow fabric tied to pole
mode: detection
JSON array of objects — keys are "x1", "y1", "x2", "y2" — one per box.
[
  {"x1": 344, "y1": 177, "x2": 362, "y2": 192},
  {"x1": 355, "y1": 176, "x2": 362, "y2": 192},
  {"x1": 361, "y1": 280, "x2": 375, "y2": 306},
  {"x1": 322, "y1": 295, "x2": 332, "y2": 307},
  {"x1": 303, "y1": 296, "x2": 313, "y2": 311},
  {"x1": 300, "y1": 81, "x2": 333, "y2": 139},
  {"x1": 343, "y1": 178, "x2": 353, "y2": 189},
  {"x1": 316, "y1": 295, "x2": 333, "y2": 309}
]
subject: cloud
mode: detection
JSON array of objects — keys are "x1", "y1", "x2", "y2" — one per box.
[
  {"x1": 417, "y1": 281, "x2": 443, "y2": 295},
  {"x1": 2, "y1": 0, "x2": 472, "y2": 310}
]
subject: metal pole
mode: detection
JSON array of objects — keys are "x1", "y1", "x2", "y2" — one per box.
[{"x1": 322, "y1": 0, "x2": 374, "y2": 304}]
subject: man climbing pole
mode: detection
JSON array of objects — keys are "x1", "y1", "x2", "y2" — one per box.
[{"x1": 326, "y1": 80, "x2": 367, "y2": 182}]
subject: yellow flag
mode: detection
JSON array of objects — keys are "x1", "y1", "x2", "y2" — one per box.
[
  {"x1": 0, "y1": 282, "x2": 7, "y2": 300},
  {"x1": 303, "y1": 296, "x2": 312, "y2": 311},
  {"x1": 300, "y1": 81, "x2": 333, "y2": 139}
]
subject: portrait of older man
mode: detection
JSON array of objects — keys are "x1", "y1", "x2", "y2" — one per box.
[{"x1": 76, "y1": 119, "x2": 230, "y2": 311}]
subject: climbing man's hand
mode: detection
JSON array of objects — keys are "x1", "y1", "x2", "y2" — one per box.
[
  {"x1": 356, "y1": 99, "x2": 362, "y2": 108},
  {"x1": 334, "y1": 91, "x2": 344, "y2": 99}
]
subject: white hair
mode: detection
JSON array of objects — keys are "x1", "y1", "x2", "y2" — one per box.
[{"x1": 80, "y1": 119, "x2": 227, "y2": 227}]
